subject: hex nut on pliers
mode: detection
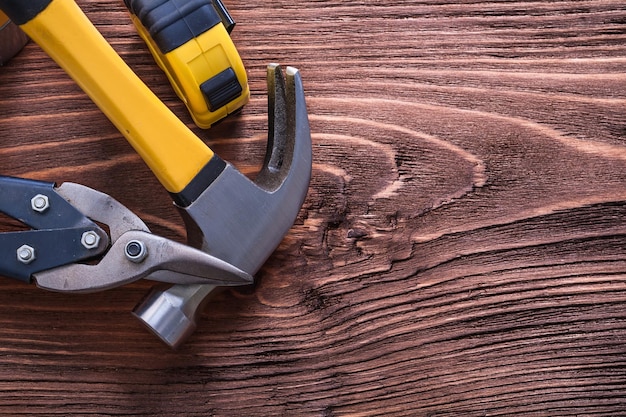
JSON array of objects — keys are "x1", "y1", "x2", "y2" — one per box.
[
  {"x1": 16, "y1": 245, "x2": 35, "y2": 264},
  {"x1": 31, "y1": 194, "x2": 50, "y2": 213}
]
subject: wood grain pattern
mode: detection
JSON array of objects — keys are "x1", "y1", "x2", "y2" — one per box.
[{"x1": 0, "y1": 0, "x2": 625, "y2": 415}]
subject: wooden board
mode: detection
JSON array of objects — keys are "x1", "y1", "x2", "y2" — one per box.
[{"x1": 0, "y1": 0, "x2": 625, "y2": 415}]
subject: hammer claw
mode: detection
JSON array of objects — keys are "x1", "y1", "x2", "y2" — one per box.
[
  {"x1": 261, "y1": 63, "x2": 288, "y2": 180},
  {"x1": 258, "y1": 64, "x2": 305, "y2": 189}
]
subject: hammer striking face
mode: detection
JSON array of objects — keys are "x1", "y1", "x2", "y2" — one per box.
[{"x1": 135, "y1": 65, "x2": 312, "y2": 347}]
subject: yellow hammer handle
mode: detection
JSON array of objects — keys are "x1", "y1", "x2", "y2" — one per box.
[{"x1": 20, "y1": 0, "x2": 214, "y2": 193}]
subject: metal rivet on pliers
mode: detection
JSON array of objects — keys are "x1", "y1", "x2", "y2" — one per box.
[{"x1": 125, "y1": 240, "x2": 147, "y2": 263}]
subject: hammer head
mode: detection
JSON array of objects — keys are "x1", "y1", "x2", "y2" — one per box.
[
  {"x1": 181, "y1": 64, "x2": 311, "y2": 273},
  {"x1": 133, "y1": 64, "x2": 312, "y2": 347}
]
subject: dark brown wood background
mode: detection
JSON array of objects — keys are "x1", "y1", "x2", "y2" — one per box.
[{"x1": 0, "y1": 0, "x2": 625, "y2": 415}]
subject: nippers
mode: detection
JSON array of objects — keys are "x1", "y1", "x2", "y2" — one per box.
[{"x1": 0, "y1": 176, "x2": 252, "y2": 293}]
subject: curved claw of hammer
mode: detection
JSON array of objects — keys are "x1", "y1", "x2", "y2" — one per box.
[{"x1": 133, "y1": 64, "x2": 312, "y2": 348}]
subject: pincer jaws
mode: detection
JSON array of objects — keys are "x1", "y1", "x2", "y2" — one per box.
[
  {"x1": 34, "y1": 230, "x2": 253, "y2": 293},
  {"x1": 133, "y1": 64, "x2": 313, "y2": 349}
]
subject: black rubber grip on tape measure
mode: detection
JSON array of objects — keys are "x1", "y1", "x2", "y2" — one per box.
[
  {"x1": 0, "y1": 0, "x2": 52, "y2": 25},
  {"x1": 124, "y1": 0, "x2": 221, "y2": 54}
]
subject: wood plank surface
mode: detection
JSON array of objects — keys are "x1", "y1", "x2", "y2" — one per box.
[{"x1": 0, "y1": 0, "x2": 625, "y2": 415}]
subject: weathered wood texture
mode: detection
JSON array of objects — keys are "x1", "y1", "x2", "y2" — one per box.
[{"x1": 0, "y1": 0, "x2": 625, "y2": 415}]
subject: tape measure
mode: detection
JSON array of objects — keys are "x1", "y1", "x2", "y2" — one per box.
[{"x1": 0, "y1": 10, "x2": 28, "y2": 65}]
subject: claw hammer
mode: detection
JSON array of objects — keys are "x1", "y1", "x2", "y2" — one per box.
[{"x1": 0, "y1": 0, "x2": 312, "y2": 348}]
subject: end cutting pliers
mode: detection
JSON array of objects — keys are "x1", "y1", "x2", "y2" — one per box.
[{"x1": 0, "y1": 175, "x2": 252, "y2": 293}]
